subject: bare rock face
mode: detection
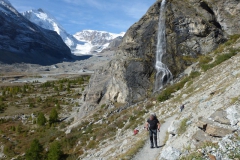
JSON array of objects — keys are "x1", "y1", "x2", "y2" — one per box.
[
  {"x1": 196, "y1": 117, "x2": 236, "y2": 138},
  {"x1": 168, "y1": 120, "x2": 180, "y2": 135},
  {"x1": 205, "y1": 0, "x2": 240, "y2": 35},
  {"x1": 160, "y1": 146, "x2": 181, "y2": 160},
  {"x1": 84, "y1": 0, "x2": 240, "y2": 105},
  {"x1": 205, "y1": 124, "x2": 235, "y2": 137},
  {"x1": 210, "y1": 109, "x2": 231, "y2": 125},
  {"x1": 193, "y1": 130, "x2": 213, "y2": 142},
  {"x1": 196, "y1": 117, "x2": 213, "y2": 129}
]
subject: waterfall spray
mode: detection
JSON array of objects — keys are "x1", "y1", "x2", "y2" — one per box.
[{"x1": 154, "y1": 0, "x2": 172, "y2": 92}]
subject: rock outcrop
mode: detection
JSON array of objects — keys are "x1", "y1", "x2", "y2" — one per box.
[
  {"x1": 0, "y1": 0, "x2": 72, "y2": 65},
  {"x1": 196, "y1": 117, "x2": 236, "y2": 138},
  {"x1": 160, "y1": 147, "x2": 181, "y2": 160},
  {"x1": 83, "y1": 0, "x2": 240, "y2": 106}
]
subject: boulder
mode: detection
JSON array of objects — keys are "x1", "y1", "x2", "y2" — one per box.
[
  {"x1": 196, "y1": 117, "x2": 213, "y2": 130},
  {"x1": 160, "y1": 147, "x2": 181, "y2": 160},
  {"x1": 210, "y1": 109, "x2": 231, "y2": 125},
  {"x1": 192, "y1": 130, "x2": 213, "y2": 142},
  {"x1": 226, "y1": 105, "x2": 240, "y2": 126},
  {"x1": 168, "y1": 120, "x2": 180, "y2": 135},
  {"x1": 205, "y1": 124, "x2": 236, "y2": 137}
]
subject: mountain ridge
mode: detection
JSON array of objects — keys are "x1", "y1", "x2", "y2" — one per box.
[
  {"x1": 0, "y1": 0, "x2": 72, "y2": 65},
  {"x1": 22, "y1": 9, "x2": 125, "y2": 55}
]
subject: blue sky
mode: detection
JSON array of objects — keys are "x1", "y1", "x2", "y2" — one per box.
[{"x1": 10, "y1": 0, "x2": 156, "y2": 34}]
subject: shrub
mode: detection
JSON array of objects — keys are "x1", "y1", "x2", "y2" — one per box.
[
  {"x1": 157, "y1": 72, "x2": 200, "y2": 102},
  {"x1": 0, "y1": 103, "x2": 7, "y2": 113},
  {"x1": 201, "y1": 50, "x2": 238, "y2": 72},
  {"x1": 37, "y1": 112, "x2": 47, "y2": 126},
  {"x1": 87, "y1": 140, "x2": 97, "y2": 149},
  {"x1": 101, "y1": 104, "x2": 106, "y2": 109},
  {"x1": 25, "y1": 139, "x2": 43, "y2": 160},
  {"x1": 3, "y1": 142, "x2": 15, "y2": 157},
  {"x1": 56, "y1": 103, "x2": 61, "y2": 110},
  {"x1": 49, "y1": 108, "x2": 58, "y2": 125},
  {"x1": 47, "y1": 141, "x2": 63, "y2": 160}
]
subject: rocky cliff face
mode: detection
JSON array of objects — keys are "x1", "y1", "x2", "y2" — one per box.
[
  {"x1": 0, "y1": 0, "x2": 72, "y2": 65},
  {"x1": 83, "y1": 0, "x2": 240, "y2": 105}
]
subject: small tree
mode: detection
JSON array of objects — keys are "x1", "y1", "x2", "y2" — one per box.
[
  {"x1": 25, "y1": 139, "x2": 43, "y2": 160},
  {"x1": 47, "y1": 141, "x2": 63, "y2": 160},
  {"x1": 49, "y1": 108, "x2": 58, "y2": 125},
  {"x1": 37, "y1": 112, "x2": 47, "y2": 126}
]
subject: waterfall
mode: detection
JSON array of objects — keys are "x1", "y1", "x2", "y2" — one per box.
[{"x1": 154, "y1": 0, "x2": 172, "y2": 92}]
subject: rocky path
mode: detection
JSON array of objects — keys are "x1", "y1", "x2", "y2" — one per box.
[{"x1": 133, "y1": 115, "x2": 177, "y2": 160}]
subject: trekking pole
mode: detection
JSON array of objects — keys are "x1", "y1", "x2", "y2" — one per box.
[{"x1": 158, "y1": 129, "x2": 160, "y2": 147}]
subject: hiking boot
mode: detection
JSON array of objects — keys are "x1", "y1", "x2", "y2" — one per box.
[
  {"x1": 155, "y1": 146, "x2": 160, "y2": 148},
  {"x1": 150, "y1": 146, "x2": 154, "y2": 149}
]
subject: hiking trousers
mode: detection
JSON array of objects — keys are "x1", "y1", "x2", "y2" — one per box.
[{"x1": 149, "y1": 129, "x2": 158, "y2": 147}]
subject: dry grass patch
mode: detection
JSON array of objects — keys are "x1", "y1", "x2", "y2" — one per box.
[{"x1": 118, "y1": 133, "x2": 147, "y2": 160}]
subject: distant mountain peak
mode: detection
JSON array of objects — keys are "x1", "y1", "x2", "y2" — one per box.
[
  {"x1": 23, "y1": 9, "x2": 125, "y2": 55},
  {"x1": 37, "y1": 8, "x2": 44, "y2": 13},
  {"x1": 1, "y1": 0, "x2": 11, "y2": 5},
  {"x1": 22, "y1": 9, "x2": 78, "y2": 49},
  {"x1": 0, "y1": 0, "x2": 71, "y2": 65}
]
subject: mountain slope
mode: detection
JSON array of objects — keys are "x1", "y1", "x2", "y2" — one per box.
[
  {"x1": 79, "y1": 35, "x2": 240, "y2": 160},
  {"x1": 0, "y1": 0, "x2": 72, "y2": 65},
  {"x1": 83, "y1": 0, "x2": 240, "y2": 106},
  {"x1": 22, "y1": 9, "x2": 84, "y2": 55},
  {"x1": 22, "y1": 9, "x2": 125, "y2": 55}
]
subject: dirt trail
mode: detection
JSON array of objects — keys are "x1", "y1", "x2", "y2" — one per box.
[{"x1": 133, "y1": 115, "x2": 177, "y2": 160}]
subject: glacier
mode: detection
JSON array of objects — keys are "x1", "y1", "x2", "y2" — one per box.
[{"x1": 23, "y1": 9, "x2": 125, "y2": 55}]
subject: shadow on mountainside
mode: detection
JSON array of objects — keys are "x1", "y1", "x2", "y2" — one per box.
[{"x1": 0, "y1": 50, "x2": 92, "y2": 66}]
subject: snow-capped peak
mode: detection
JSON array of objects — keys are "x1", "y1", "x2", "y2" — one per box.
[
  {"x1": 22, "y1": 8, "x2": 81, "y2": 53},
  {"x1": 22, "y1": 9, "x2": 64, "y2": 34},
  {"x1": 74, "y1": 30, "x2": 125, "y2": 44},
  {"x1": 22, "y1": 8, "x2": 125, "y2": 55}
]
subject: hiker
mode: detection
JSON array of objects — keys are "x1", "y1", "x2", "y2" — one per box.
[
  {"x1": 180, "y1": 104, "x2": 184, "y2": 112},
  {"x1": 145, "y1": 113, "x2": 161, "y2": 148}
]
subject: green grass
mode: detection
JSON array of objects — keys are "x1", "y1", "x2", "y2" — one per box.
[
  {"x1": 118, "y1": 136, "x2": 146, "y2": 160},
  {"x1": 0, "y1": 75, "x2": 91, "y2": 159},
  {"x1": 157, "y1": 71, "x2": 200, "y2": 102},
  {"x1": 201, "y1": 48, "x2": 240, "y2": 71},
  {"x1": 178, "y1": 118, "x2": 188, "y2": 135},
  {"x1": 180, "y1": 152, "x2": 204, "y2": 160},
  {"x1": 224, "y1": 34, "x2": 240, "y2": 46},
  {"x1": 199, "y1": 34, "x2": 240, "y2": 71},
  {"x1": 230, "y1": 97, "x2": 239, "y2": 105}
]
